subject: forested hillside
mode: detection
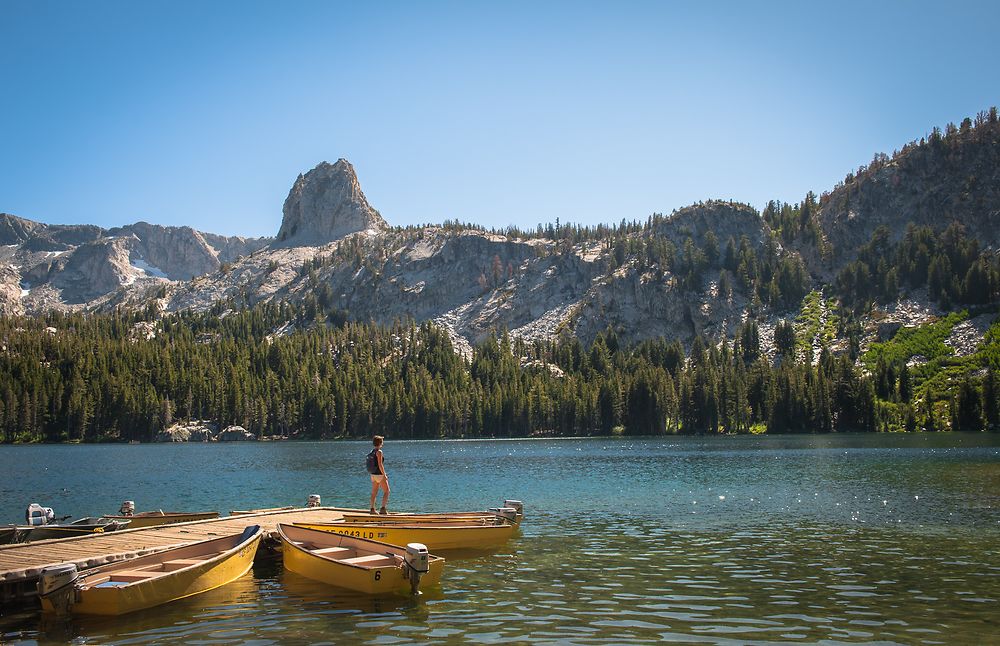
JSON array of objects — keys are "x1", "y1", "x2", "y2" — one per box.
[
  {"x1": 2, "y1": 109, "x2": 999, "y2": 442},
  {"x1": 1, "y1": 296, "x2": 997, "y2": 443}
]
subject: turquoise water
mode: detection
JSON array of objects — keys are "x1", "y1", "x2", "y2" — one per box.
[{"x1": 1, "y1": 434, "x2": 998, "y2": 644}]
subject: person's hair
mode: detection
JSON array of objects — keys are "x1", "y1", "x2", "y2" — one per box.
[{"x1": 373, "y1": 435, "x2": 384, "y2": 447}]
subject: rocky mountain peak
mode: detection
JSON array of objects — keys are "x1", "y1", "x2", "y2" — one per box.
[{"x1": 274, "y1": 158, "x2": 387, "y2": 247}]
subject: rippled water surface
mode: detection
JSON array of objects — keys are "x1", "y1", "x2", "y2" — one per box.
[{"x1": 1, "y1": 434, "x2": 998, "y2": 644}]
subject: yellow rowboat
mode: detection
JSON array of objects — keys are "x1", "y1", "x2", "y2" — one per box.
[
  {"x1": 0, "y1": 525, "x2": 17, "y2": 544},
  {"x1": 340, "y1": 513, "x2": 517, "y2": 526},
  {"x1": 341, "y1": 499, "x2": 524, "y2": 527},
  {"x1": 295, "y1": 518, "x2": 517, "y2": 551},
  {"x1": 277, "y1": 523, "x2": 444, "y2": 596},
  {"x1": 13, "y1": 518, "x2": 130, "y2": 542},
  {"x1": 38, "y1": 525, "x2": 263, "y2": 616},
  {"x1": 98, "y1": 510, "x2": 220, "y2": 528}
]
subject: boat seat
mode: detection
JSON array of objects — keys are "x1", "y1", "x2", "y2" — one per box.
[
  {"x1": 109, "y1": 571, "x2": 160, "y2": 582},
  {"x1": 161, "y1": 558, "x2": 205, "y2": 571},
  {"x1": 112, "y1": 563, "x2": 161, "y2": 572},
  {"x1": 313, "y1": 546, "x2": 353, "y2": 556},
  {"x1": 340, "y1": 554, "x2": 397, "y2": 567}
]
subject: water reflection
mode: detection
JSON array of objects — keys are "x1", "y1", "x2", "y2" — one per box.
[
  {"x1": 1, "y1": 435, "x2": 998, "y2": 644},
  {"x1": 5, "y1": 521, "x2": 998, "y2": 644},
  {"x1": 280, "y1": 570, "x2": 441, "y2": 615}
]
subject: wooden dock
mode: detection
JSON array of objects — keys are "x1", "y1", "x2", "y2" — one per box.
[{"x1": 0, "y1": 506, "x2": 357, "y2": 604}]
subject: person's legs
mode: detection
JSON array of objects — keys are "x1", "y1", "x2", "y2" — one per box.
[
  {"x1": 379, "y1": 479, "x2": 390, "y2": 512},
  {"x1": 369, "y1": 478, "x2": 380, "y2": 513}
]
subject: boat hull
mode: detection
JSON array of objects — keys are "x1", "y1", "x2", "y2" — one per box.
[
  {"x1": 294, "y1": 521, "x2": 516, "y2": 551},
  {"x1": 41, "y1": 527, "x2": 262, "y2": 615},
  {"x1": 17, "y1": 520, "x2": 129, "y2": 542},
  {"x1": 100, "y1": 511, "x2": 220, "y2": 528},
  {"x1": 341, "y1": 512, "x2": 521, "y2": 527},
  {"x1": 0, "y1": 526, "x2": 18, "y2": 544},
  {"x1": 278, "y1": 524, "x2": 444, "y2": 596}
]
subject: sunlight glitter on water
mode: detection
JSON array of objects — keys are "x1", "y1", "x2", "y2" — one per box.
[{"x1": 1, "y1": 434, "x2": 998, "y2": 644}]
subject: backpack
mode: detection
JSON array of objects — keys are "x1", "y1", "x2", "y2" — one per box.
[{"x1": 365, "y1": 448, "x2": 380, "y2": 474}]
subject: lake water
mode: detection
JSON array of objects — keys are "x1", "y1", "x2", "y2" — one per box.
[{"x1": 1, "y1": 434, "x2": 998, "y2": 644}]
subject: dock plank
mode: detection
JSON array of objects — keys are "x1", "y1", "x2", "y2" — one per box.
[{"x1": 0, "y1": 507, "x2": 360, "y2": 601}]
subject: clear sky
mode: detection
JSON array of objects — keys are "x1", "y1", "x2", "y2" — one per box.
[{"x1": 2, "y1": 1, "x2": 998, "y2": 238}]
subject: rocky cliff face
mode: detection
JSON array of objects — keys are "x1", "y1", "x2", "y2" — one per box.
[
  {"x1": 5, "y1": 112, "x2": 1000, "y2": 354},
  {"x1": 201, "y1": 231, "x2": 270, "y2": 264},
  {"x1": 1, "y1": 213, "x2": 104, "y2": 249},
  {"x1": 51, "y1": 238, "x2": 136, "y2": 303},
  {"x1": 95, "y1": 120, "x2": 1000, "y2": 352},
  {"x1": 0, "y1": 216, "x2": 269, "y2": 314},
  {"x1": 112, "y1": 222, "x2": 219, "y2": 280},
  {"x1": 275, "y1": 159, "x2": 386, "y2": 247},
  {"x1": 132, "y1": 197, "x2": 777, "y2": 350}
]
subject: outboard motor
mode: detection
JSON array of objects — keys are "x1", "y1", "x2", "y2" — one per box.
[
  {"x1": 26, "y1": 503, "x2": 55, "y2": 526},
  {"x1": 489, "y1": 507, "x2": 519, "y2": 523},
  {"x1": 307, "y1": 494, "x2": 321, "y2": 508},
  {"x1": 403, "y1": 543, "x2": 430, "y2": 594},
  {"x1": 504, "y1": 500, "x2": 524, "y2": 517},
  {"x1": 119, "y1": 500, "x2": 136, "y2": 516},
  {"x1": 38, "y1": 563, "x2": 78, "y2": 616}
]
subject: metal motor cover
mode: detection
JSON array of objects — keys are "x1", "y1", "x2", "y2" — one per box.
[
  {"x1": 38, "y1": 563, "x2": 78, "y2": 596},
  {"x1": 26, "y1": 503, "x2": 55, "y2": 526},
  {"x1": 503, "y1": 499, "x2": 524, "y2": 515},
  {"x1": 404, "y1": 543, "x2": 429, "y2": 573},
  {"x1": 489, "y1": 507, "x2": 518, "y2": 522}
]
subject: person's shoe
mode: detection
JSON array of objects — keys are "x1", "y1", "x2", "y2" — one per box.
[
  {"x1": 369, "y1": 507, "x2": 376, "y2": 514},
  {"x1": 379, "y1": 507, "x2": 388, "y2": 515}
]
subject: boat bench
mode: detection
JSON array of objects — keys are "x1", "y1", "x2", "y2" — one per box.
[
  {"x1": 313, "y1": 547, "x2": 353, "y2": 557},
  {"x1": 108, "y1": 570, "x2": 160, "y2": 582},
  {"x1": 102, "y1": 557, "x2": 208, "y2": 582},
  {"x1": 340, "y1": 554, "x2": 397, "y2": 567},
  {"x1": 161, "y1": 558, "x2": 205, "y2": 571}
]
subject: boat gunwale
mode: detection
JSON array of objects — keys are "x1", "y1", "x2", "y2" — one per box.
[
  {"x1": 77, "y1": 525, "x2": 264, "y2": 591},
  {"x1": 339, "y1": 514, "x2": 514, "y2": 526},
  {"x1": 10, "y1": 520, "x2": 131, "y2": 542},
  {"x1": 300, "y1": 520, "x2": 515, "y2": 531},
  {"x1": 23, "y1": 522, "x2": 123, "y2": 533},
  {"x1": 98, "y1": 511, "x2": 220, "y2": 523}
]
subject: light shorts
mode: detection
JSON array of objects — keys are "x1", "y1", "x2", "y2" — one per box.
[{"x1": 370, "y1": 474, "x2": 386, "y2": 484}]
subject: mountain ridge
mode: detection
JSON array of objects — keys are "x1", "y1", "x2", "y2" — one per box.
[{"x1": 2, "y1": 109, "x2": 998, "y2": 357}]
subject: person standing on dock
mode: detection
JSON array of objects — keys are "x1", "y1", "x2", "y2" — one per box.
[{"x1": 367, "y1": 435, "x2": 390, "y2": 514}]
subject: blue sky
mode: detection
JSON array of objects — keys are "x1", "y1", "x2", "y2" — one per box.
[{"x1": 2, "y1": 1, "x2": 998, "y2": 238}]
